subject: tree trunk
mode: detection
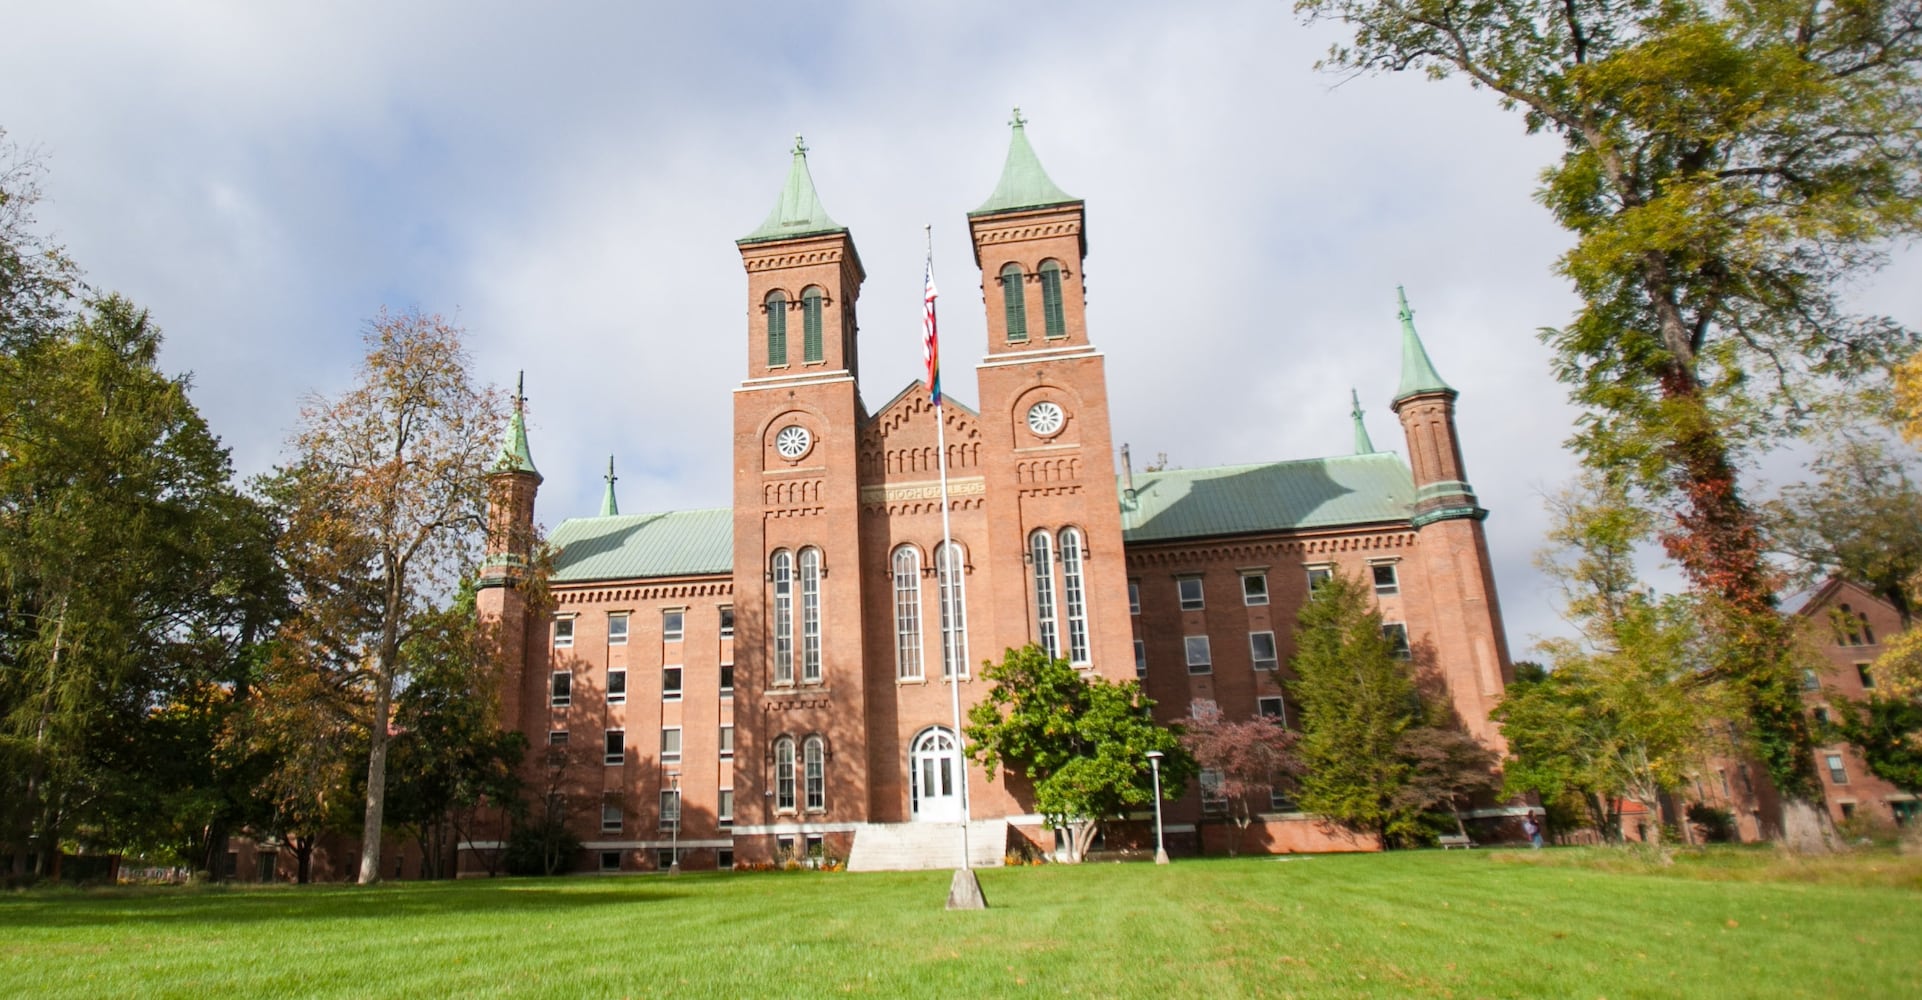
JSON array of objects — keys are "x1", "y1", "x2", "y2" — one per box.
[
  {"x1": 357, "y1": 666, "x2": 396, "y2": 885},
  {"x1": 294, "y1": 838, "x2": 313, "y2": 884},
  {"x1": 1782, "y1": 799, "x2": 1840, "y2": 855}
]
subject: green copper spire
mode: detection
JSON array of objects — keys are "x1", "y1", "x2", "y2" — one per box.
[
  {"x1": 1351, "y1": 388, "x2": 1377, "y2": 454},
  {"x1": 494, "y1": 372, "x2": 541, "y2": 479},
  {"x1": 599, "y1": 455, "x2": 619, "y2": 517},
  {"x1": 970, "y1": 108, "x2": 1079, "y2": 216},
  {"x1": 1394, "y1": 286, "x2": 1455, "y2": 401},
  {"x1": 739, "y1": 135, "x2": 846, "y2": 244}
]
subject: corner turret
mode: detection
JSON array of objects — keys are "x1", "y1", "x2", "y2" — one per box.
[{"x1": 1389, "y1": 289, "x2": 1482, "y2": 526}]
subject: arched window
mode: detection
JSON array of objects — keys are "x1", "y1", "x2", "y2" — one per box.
[
  {"x1": 802, "y1": 286, "x2": 825, "y2": 363},
  {"x1": 893, "y1": 546, "x2": 924, "y2": 681},
  {"x1": 1030, "y1": 529, "x2": 1059, "y2": 659},
  {"x1": 1860, "y1": 612, "x2": 1876, "y2": 646},
  {"x1": 1039, "y1": 260, "x2": 1066, "y2": 339},
  {"x1": 1060, "y1": 527, "x2": 1090, "y2": 665},
  {"x1": 936, "y1": 542, "x2": 969, "y2": 679},
  {"x1": 774, "y1": 736, "x2": 796, "y2": 812},
  {"x1": 799, "y1": 547, "x2": 823, "y2": 682},
  {"x1": 771, "y1": 550, "x2": 794, "y2": 685},
  {"x1": 803, "y1": 736, "x2": 825, "y2": 811},
  {"x1": 1000, "y1": 263, "x2": 1028, "y2": 343},
  {"x1": 765, "y1": 291, "x2": 788, "y2": 366}
]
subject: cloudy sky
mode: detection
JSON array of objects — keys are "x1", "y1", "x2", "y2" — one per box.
[{"x1": 4, "y1": 1, "x2": 1914, "y2": 652}]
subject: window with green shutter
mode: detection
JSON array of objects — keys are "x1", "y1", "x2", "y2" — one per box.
[
  {"x1": 766, "y1": 291, "x2": 788, "y2": 366},
  {"x1": 1000, "y1": 263, "x2": 1027, "y2": 343},
  {"x1": 802, "y1": 287, "x2": 825, "y2": 363},
  {"x1": 1039, "y1": 259, "x2": 1065, "y2": 338}
]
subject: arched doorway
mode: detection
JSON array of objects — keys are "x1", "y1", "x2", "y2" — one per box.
[{"x1": 910, "y1": 727, "x2": 962, "y2": 823}]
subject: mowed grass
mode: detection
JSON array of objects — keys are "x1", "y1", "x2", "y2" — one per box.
[{"x1": 4, "y1": 850, "x2": 1919, "y2": 999}]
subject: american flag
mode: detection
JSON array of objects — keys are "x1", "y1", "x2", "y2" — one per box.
[{"x1": 923, "y1": 258, "x2": 941, "y2": 406}]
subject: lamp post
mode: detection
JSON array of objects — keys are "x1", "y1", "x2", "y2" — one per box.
[
  {"x1": 669, "y1": 772, "x2": 681, "y2": 874},
  {"x1": 1146, "y1": 750, "x2": 1169, "y2": 865}
]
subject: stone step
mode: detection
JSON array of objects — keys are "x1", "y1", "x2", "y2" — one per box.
[{"x1": 846, "y1": 820, "x2": 1008, "y2": 872}]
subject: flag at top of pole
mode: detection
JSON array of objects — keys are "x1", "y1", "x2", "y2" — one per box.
[{"x1": 923, "y1": 252, "x2": 941, "y2": 407}]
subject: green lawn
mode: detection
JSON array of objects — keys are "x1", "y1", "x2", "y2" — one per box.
[{"x1": 4, "y1": 850, "x2": 1918, "y2": 998}]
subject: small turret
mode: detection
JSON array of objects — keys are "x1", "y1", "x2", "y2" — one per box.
[
  {"x1": 482, "y1": 373, "x2": 542, "y2": 584},
  {"x1": 1389, "y1": 289, "x2": 1482, "y2": 527}
]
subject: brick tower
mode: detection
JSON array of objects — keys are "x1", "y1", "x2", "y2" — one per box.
[
  {"x1": 969, "y1": 111, "x2": 1134, "y2": 684},
  {"x1": 1389, "y1": 288, "x2": 1512, "y2": 745},
  {"x1": 476, "y1": 377, "x2": 543, "y2": 736},
  {"x1": 731, "y1": 139, "x2": 874, "y2": 853}
]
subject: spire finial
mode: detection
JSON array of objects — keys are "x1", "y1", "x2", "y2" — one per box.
[
  {"x1": 1010, "y1": 107, "x2": 1027, "y2": 129},
  {"x1": 792, "y1": 134, "x2": 809, "y2": 157},
  {"x1": 514, "y1": 370, "x2": 526, "y2": 412},
  {"x1": 1350, "y1": 388, "x2": 1376, "y2": 454},
  {"x1": 1393, "y1": 286, "x2": 1454, "y2": 402},
  {"x1": 599, "y1": 455, "x2": 619, "y2": 517}
]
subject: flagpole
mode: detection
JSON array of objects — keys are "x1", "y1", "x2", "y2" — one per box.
[{"x1": 928, "y1": 225, "x2": 973, "y2": 875}]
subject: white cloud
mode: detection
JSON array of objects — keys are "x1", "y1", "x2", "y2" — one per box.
[{"x1": 4, "y1": 0, "x2": 1915, "y2": 651}]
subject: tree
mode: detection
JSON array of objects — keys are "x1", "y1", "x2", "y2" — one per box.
[
  {"x1": 1181, "y1": 704, "x2": 1302, "y2": 855},
  {"x1": 1768, "y1": 432, "x2": 1922, "y2": 628},
  {"x1": 386, "y1": 589, "x2": 525, "y2": 879},
  {"x1": 1506, "y1": 477, "x2": 1734, "y2": 847},
  {"x1": 1393, "y1": 726, "x2": 1503, "y2": 839},
  {"x1": 0, "y1": 129, "x2": 81, "y2": 353},
  {"x1": 1288, "y1": 572, "x2": 1425, "y2": 845},
  {"x1": 268, "y1": 310, "x2": 502, "y2": 883},
  {"x1": 1, "y1": 297, "x2": 278, "y2": 878},
  {"x1": 1294, "y1": 0, "x2": 1921, "y2": 849},
  {"x1": 249, "y1": 630, "x2": 367, "y2": 883},
  {"x1": 1828, "y1": 696, "x2": 1922, "y2": 799},
  {"x1": 965, "y1": 645, "x2": 1193, "y2": 862}
]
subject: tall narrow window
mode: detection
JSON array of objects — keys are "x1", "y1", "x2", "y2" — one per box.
[
  {"x1": 1030, "y1": 530, "x2": 1059, "y2": 659},
  {"x1": 766, "y1": 291, "x2": 788, "y2": 366},
  {"x1": 771, "y1": 550, "x2": 794, "y2": 685},
  {"x1": 1000, "y1": 263, "x2": 1028, "y2": 342},
  {"x1": 1039, "y1": 259, "x2": 1065, "y2": 338},
  {"x1": 937, "y1": 542, "x2": 969, "y2": 679},
  {"x1": 1060, "y1": 528, "x2": 1090, "y2": 665},
  {"x1": 799, "y1": 547, "x2": 823, "y2": 682},
  {"x1": 775, "y1": 737, "x2": 796, "y2": 811},
  {"x1": 801, "y1": 287, "x2": 824, "y2": 363},
  {"x1": 803, "y1": 736, "x2": 825, "y2": 811},
  {"x1": 893, "y1": 546, "x2": 924, "y2": 681}
]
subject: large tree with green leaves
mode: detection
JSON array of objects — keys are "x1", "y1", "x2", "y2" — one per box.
[
  {"x1": 1294, "y1": 0, "x2": 1921, "y2": 846},
  {"x1": 1288, "y1": 572, "x2": 1427, "y2": 845},
  {"x1": 1, "y1": 297, "x2": 280, "y2": 877},
  {"x1": 965, "y1": 645, "x2": 1193, "y2": 862},
  {"x1": 267, "y1": 310, "x2": 502, "y2": 884}
]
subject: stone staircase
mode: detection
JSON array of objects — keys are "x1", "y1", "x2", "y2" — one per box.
[{"x1": 846, "y1": 820, "x2": 1008, "y2": 872}]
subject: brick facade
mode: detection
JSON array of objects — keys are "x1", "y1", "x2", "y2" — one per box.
[{"x1": 472, "y1": 126, "x2": 1517, "y2": 872}]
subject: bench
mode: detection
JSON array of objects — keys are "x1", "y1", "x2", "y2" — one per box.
[{"x1": 1438, "y1": 834, "x2": 1476, "y2": 850}]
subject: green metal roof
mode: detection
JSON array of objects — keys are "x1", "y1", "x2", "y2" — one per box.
[
  {"x1": 970, "y1": 109, "x2": 1079, "y2": 217},
  {"x1": 492, "y1": 375, "x2": 540, "y2": 479},
  {"x1": 1350, "y1": 388, "x2": 1376, "y2": 455},
  {"x1": 739, "y1": 136, "x2": 846, "y2": 244},
  {"x1": 1394, "y1": 286, "x2": 1454, "y2": 401},
  {"x1": 548, "y1": 508, "x2": 733, "y2": 583},
  {"x1": 1120, "y1": 453, "x2": 1416, "y2": 543}
]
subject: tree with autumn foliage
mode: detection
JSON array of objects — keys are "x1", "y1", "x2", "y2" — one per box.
[
  {"x1": 1292, "y1": 0, "x2": 1922, "y2": 848},
  {"x1": 266, "y1": 310, "x2": 503, "y2": 884},
  {"x1": 1180, "y1": 703, "x2": 1301, "y2": 855}
]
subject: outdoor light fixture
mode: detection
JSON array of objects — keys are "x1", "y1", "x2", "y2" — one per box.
[{"x1": 1146, "y1": 750, "x2": 1168, "y2": 865}]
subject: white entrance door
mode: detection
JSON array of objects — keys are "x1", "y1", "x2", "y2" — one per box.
[{"x1": 911, "y1": 728, "x2": 962, "y2": 823}]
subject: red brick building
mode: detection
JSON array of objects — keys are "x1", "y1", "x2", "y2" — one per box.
[{"x1": 472, "y1": 118, "x2": 1516, "y2": 873}]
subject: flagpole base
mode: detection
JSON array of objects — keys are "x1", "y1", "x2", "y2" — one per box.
[{"x1": 946, "y1": 868, "x2": 988, "y2": 910}]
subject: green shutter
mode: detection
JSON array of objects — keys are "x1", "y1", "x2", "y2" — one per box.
[
  {"x1": 1001, "y1": 263, "x2": 1027, "y2": 343},
  {"x1": 803, "y1": 288, "x2": 824, "y2": 363},
  {"x1": 1040, "y1": 260, "x2": 1065, "y2": 338},
  {"x1": 767, "y1": 292, "x2": 787, "y2": 366}
]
